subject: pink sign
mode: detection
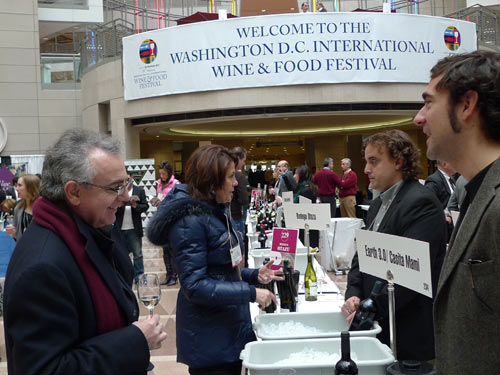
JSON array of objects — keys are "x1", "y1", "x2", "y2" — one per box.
[{"x1": 270, "y1": 228, "x2": 299, "y2": 271}]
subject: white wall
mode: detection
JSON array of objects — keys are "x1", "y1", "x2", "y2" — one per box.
[{"x1": 0, "y1": 0, "x2": 81, "y2": 155}]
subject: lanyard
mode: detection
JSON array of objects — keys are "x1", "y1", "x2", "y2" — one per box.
[{"x1": 224, "y1": 211, "x2": 243, "y2": 280}]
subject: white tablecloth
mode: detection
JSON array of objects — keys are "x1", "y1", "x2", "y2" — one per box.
[{"x1": 320, "y1": 217, "x2": 364, "y2": 271}]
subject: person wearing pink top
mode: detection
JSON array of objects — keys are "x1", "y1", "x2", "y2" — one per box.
[
  {"x1": 155, "y1": 161, "x2": 180, "y2": 286},
  {"x1": 339, "y1": 158, "x2": 358, "y2": 218}
]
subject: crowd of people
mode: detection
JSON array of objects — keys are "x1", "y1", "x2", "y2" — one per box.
[{"x1": 0, "y1": 50, "x2": 499, "y2": 374}]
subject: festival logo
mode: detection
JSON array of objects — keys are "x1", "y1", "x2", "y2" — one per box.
[
  {"x1": 444, "y1": 26, "x2": 461, "y2": 51},
  {"x1": 140, "y1": 39, "x2": 158, "y2": 64}
]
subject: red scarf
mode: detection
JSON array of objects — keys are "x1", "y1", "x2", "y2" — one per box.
[{"x1": 32, "y1": 197, "x2": 126, "y2": 334}]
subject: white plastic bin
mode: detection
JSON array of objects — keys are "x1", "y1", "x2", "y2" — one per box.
[
  {"x1": 254, "y1": 311, "x2": 381, "y2": 340},
  {"x1": 240, "y1": 337, "x2": 394, "y2": 375},
  {"x1": 249, "y1": 247, "x2": 308, "y2": 274}
]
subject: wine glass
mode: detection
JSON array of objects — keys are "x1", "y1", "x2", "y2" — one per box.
[{"x1": 137, "y1": 273, "x2": 161, "y2": 317}]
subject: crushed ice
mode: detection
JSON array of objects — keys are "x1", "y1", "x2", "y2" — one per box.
[
  {"x1": 259, "y1": 321, "x2": 325, "y2": 337},
  {"x1": 273, "y1": 347, "x2": 359, "y2": 365}
]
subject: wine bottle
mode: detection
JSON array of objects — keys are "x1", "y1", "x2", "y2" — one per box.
[
  {"x1": 335, "y1": 331, "x2": 358, "y2": 374},
  {"x1": 279, "y1": 260, "x2": 296, "y2": 312},
  {"x1": 304, "y1": 248, "x2": 318, "y2": 301},
  {"x1": 261, "y1": 258, "x2": 276, "y2": 313},
  {"x1": 258, "y1": 225, "x2": 267, "y2": 248},
  {"x1": 349, "y1": 280, "x2": 384, "y2": 331}
]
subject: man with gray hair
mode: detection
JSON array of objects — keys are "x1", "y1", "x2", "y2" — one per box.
[
  {"x1": 339, "y1": 158, "x2": 358, "y2": 217},
  {"x1": 3, "y1": 129, "x2": 167, "y2": 374},
  {"x1": 275, "y1": 160, "x2": 297, "y2": 197}
]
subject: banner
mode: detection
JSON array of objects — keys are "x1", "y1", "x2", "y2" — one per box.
[{"x1": 123, "y1": 13, "x2": 476, "y2": 100}]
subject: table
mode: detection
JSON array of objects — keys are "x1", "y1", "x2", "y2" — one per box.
[
  {"x1": 249, "y1": 255, "x2": 344, "y2": 322},
  {"x1": 320, "y1": 217, "x2": 364, "y2": 271}
]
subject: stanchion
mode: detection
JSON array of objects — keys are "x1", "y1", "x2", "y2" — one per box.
[
  {"x1": 385, "y1": 269, "x2": 436, "y2": 375},
  {"x1": 387, "y1": 270, "x2": 397, "y2": 361}
]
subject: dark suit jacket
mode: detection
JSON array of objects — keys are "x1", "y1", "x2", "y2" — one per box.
[
  {"x1": 277, "y1": 169, "x2": 297, "y2": 196},
  {"x1": 346, "y1": 179, "x2": 447, "y2": 360},
  {"x1": 5, "y1": 186, "x2": 16, "y2": 200},
  {"x1": 434, "y1": 157, "x2": 500, "y2": 374},
  {"x1": 114, "y1": 185, "x2": 148, "y2": 237},
  {"x1": 425, "y1": 169, "x2": 452, "y2": 209},
  {"x1": 3, "y1": 214, "x2": 149, "y2": 374}
]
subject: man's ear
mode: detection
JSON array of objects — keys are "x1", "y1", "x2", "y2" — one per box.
[
  {"x1": 460, "y1": 90, "x2": 479, "y2": 121},
  {"x1": 394, "y1": 157, "x2": 403, "y2": 171},
  {"x1": 64, "y1": 181, "x2": 81, "y2": 207}
]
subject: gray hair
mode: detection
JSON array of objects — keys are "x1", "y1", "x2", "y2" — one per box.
[
  {"x1": 323, "y1": 157, "x2": 333, "y2": 167},
  {"x1": 39, "y1": 128, "x2": 121, "y2": 202},
  {"x1": 342, "y1": 158, "x2": 352, "y2": 167}
]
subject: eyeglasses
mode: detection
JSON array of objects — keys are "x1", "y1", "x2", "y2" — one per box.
[{"x1": 80, "y1": 177, "x2": 133, "y2": 196}]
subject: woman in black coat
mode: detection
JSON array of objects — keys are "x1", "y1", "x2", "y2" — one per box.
[{"x1": 293, "y1": 165, "x2": 320, "y2": 248}]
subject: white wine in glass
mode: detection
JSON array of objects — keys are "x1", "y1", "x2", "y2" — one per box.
[{"x1": 138, "y1": 273, "x2": 161, "y2": 317}]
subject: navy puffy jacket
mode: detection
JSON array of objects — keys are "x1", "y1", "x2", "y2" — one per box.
[{"x1": 147, "y1": 184, "x2": 259, "y2": 368}]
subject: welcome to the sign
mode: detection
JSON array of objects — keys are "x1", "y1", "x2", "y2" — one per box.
[{"x1": 123, "y1": 13, "x2": 476, "y2": 100}]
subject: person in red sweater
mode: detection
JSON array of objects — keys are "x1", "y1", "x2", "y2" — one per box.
[
  {"x1": 339, "y1": 158, "x2": 358, "y2": 217},
  {"x1": 312, "y1": 157, "x2": 341, "y2": 217}
]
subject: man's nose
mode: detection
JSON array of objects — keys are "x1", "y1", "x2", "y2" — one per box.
[{"x1": 413, "y1": 108, "x2": 425, "y2": 126}]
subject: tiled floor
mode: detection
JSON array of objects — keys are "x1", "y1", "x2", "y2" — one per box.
[{"x1": 0, "y1": 239, "x2": 346, "y2": 374}]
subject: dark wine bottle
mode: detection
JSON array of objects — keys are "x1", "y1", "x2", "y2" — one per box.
[
  {"x1": 260, "y1": 258, "x2": 276, "y2": 313},
  {"x1": 349, "y1": 280, "x2": 384, "y2": 331},
  {"x1": 258, "y1": 225, "x2": 267, "y2": 248},
  {"x1": 335, "y1": 331, "x2": 358, "y2": 374},
  {"x1": 279, "y1": 260, "x2": 296, "y2": 312}
]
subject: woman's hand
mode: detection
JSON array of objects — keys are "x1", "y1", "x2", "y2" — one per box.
[
  {"x1": 258, "y1": 259, "x2": 284, "y2": 284},
  {"x1": 5, "y1": 224, "x2": 16, "y2": 238},
  {"x1": 255, "y1": 288, "x2": 277, "y2": 309}
]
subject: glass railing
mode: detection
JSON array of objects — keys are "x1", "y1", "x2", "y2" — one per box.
[
  {"x1": 38, "y1": 0, "x2": 88, "y2": 8},
  {"x1": 40, "y1": 54, "x2": 81, "y2": 89}
]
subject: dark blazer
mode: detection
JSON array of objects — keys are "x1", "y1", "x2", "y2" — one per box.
[
  {"x1": 346, "y1": 179, "x2": 447, "y2": 360},
  {"x1": 5, "y1": 186, "x2": 16, "y2": 200},
  {"x1": 434, "y1": 158, "x2": 500, "y2": 374},
  {"x1": 277, "y1": 169, "x2": 297, "y2": 197},
  {"x1": 114, "y1": 185, "x2": 148, "y2": 237},
  {"x1": 3, "y1": 214, "x2": 149, "y2": 374},
  {"x1": 425, "y1": 169, "x2": 452, "y2": 209}
]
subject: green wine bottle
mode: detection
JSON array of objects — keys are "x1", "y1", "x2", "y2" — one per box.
[{"x1": 304, "y1": 247, "x2": 318, "y2": 301}]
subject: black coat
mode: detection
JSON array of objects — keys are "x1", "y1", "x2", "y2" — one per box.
[
  {"x1": 425, "y1": 170, "x2": 452, "y2": 209},
  {"x1": 3, "y1": 214, "x2": 149, "y2": 374},
  {"x1": 346, "y1": 179, "x2": 447, "y2": 360},
  {"x1": 114, "y1": 185, "x2": 149, "y2": 237}
]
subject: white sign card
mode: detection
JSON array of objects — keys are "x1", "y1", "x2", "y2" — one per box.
[
  {"x1": 283, "y1": 203, "x2": 331, "y2": 230},
  {"x1": 282, "y1": 191, "x2": 293, "y2": 205},
  {"x1": 355, "y1": 229, "x2": 433, "y2": 298},
  {"x1": 299, "y1": 195, "x2": 312, "y2": 204},
  {"x1": 123, "y1": 13, "x2": 476, "y2": 100}
]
